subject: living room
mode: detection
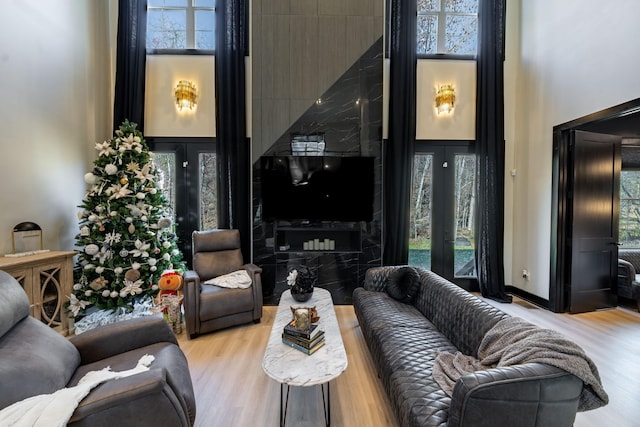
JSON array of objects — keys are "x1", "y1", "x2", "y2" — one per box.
[{"x1": 0, "y1": 0, "x2": 639, "y2": 426}]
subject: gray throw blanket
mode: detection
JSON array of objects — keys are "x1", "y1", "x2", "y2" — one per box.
[{"x1": 432, "y1": 317, "x2": 608, "y2": 411}]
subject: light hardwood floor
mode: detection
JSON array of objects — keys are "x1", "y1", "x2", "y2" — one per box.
[{"x1": 177, "y1": 296, "x2": 640, "y2": 427}]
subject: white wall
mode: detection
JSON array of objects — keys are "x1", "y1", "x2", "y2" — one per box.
[
  {"x1": 145, "y1": 55, "x2": 216, "y2": 137},
  {"x1": 416, "y1": 60, "x2": 476, "y2": 140},
  {"x1": 507, "y1": 0, "x2": 640, "y2": 298},
  {"x1": 0, "y1": 1, "x2": 115, "y2": 255}
]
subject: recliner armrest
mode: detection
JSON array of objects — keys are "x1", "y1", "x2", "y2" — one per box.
[
  {"x1": 182, "y1": 270, "x2": 201, "y2": 337},
  {"x1": 69, "y1": 315, "x2": 178, "y2": 364},
  {"x1": 69, "y1": 368, "x2": 190, "y2": 426},
  {"x1": 448, "y1": 363, "x2": 582, "y2": 427}
]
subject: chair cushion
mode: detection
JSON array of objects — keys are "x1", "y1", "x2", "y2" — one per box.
[
  {"x1": 0, "y1": 317, "x2": 81, "y2": 409},
  {"x1": 198, "y1": 285, "x2": 255, "y2": 321},
  {"x1": 386, "y1": 266, "x2": 420, "y2": 304}
]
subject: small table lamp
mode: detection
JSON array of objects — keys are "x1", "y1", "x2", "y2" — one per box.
[{"x1": 12, "y1": 222, "x2": 43, "y2": 254}]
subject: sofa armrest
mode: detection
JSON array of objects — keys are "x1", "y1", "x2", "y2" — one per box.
[
  {"x1": 243, "y1": 263, "x2": 263, "y2": 320},
  {"x1": 69, "y1": 368, "x2": 190, "y2": 427},
  {"x1": 69, "y1": 315, "x2": 178, "y2": 365},
  {"x1": 363, "y1": 266, "x2": 405, "y2": 292},
  {"x1": 617, "y1": 258, "x2": 635, "y2": 290},
  {"x1": 448, "y1": 363, "x2": 583, "y2": 427}
]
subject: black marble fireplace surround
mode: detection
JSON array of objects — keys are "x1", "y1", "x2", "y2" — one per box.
[{"x1": 253, "y1": 38, "x2": 384, "y2": 305}]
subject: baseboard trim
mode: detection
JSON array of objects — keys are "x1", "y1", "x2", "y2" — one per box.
[{"x1": 506, "y1": 285, "x2": 550, "y2": 310}]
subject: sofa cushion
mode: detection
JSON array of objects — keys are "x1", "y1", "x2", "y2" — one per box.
[
  {"x1": 353, "y1": 288, "x2": 435, "y2": 331},
  {"x1": 386, "y1": 266, "x2": 421, "y2": 304},
  {"x1": 0, "y1": 317, "x2": 81, "y2": 409}
]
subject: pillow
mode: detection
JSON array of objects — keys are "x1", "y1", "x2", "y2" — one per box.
[
  {"x1": 204, "y1": 270, "x2": 252, "y2": 289},
  {"x1": 386, "y1": 267, "x2": 420, "y2": 304}
]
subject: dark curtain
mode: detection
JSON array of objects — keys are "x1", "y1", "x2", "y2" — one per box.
[
  {"x1": 383, "y1": 0, "x2": 417, "y2": 266},
  {"x1": 474, "y1": 0, "x2": 511, "y2": 302},
  {"x1": 215, "y1": 0, "x2": 250, "y2": 259},
  {"x1": 113, "y1": 0, "x2": 147, "y2": 133}
]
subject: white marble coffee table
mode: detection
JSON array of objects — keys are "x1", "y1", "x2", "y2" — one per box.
[{"x1": 262, "y1": 287, "x2": 348, "y2": 426}]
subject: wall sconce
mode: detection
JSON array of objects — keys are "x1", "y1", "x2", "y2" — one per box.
[
  {"x1": 175, "y1": 80, "x2": 198, "y2": 111},
  {"x1": 435, "y1": 84, "x2": 456, "y2": 115}
]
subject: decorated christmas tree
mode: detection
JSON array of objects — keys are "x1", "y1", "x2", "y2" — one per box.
[{"x1": 69, "y1": 120, "x2": 185, "y2": 318}]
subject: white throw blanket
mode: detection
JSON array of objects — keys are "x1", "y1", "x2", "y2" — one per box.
[
  {"x1": 0, "y1": 355, "x2": 154, "y2": 427},
  {"x1": 432, "y1": 317, "x2": 608, "y2": 411},
  {"x1": 204, "y1": 270, "x2": 252, "y2": 289}
]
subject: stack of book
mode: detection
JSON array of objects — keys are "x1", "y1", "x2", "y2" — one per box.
[{"x1": 282, "y1": 320, "x2": 325, "y2": 355}]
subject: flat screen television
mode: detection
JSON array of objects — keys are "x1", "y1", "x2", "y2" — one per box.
[{"x1": 260, "y1": 156, "x2": 375, "y2": 222}]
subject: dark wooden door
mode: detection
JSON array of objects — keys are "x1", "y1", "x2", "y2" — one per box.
[{"x1": 569, "y1": 130, "x2": 620, "y2": 313}]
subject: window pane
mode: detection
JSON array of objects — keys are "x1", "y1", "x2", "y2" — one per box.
[
  {"x1": 417, "y1": 0, "x2": 440, "y2": 13},
  {"x1": 151, "y1": 153, "x2": 177, "y2": 216},
  {"x1": 454, "y1": 154, "x2": 476, "y2": 277},
  {"x1": 195, "y1": 10, "x2": 215, "y2": 49},
  {"x1": 199, "y1": 153, "x2": 217, "y2": 230},
  {"x1": 194, "y1": 0, "x2": 215, "y2": 7},
  {"x1": 409, "y1": 154, "x2": 433, "y2": 270},
  {"x1": 147, "y1": 10, "x2": 187, "y2": 49},
  {"x1": 148, "y1": 0, "x2": 187, "y2": 6},
  {"x1": 619, "y1": 171, "x2": 640, "y2": 248},
  {"x1": 445, "y1": 0, "x2": 478, "y2": 13},
  {"x1": 417, "y1": 15, "x2": 438, "y2": 55},
  {"x1": 445, "y1": 15, "x2": 477, "y2": 55}
]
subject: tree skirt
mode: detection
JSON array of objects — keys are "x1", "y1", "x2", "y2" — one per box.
[{"x1": 73, "y1": 297, "x2": 156, "y2": 334}]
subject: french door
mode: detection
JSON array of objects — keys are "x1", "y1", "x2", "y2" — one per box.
[
  {"x1": 147, "y1": 139, "x2": 217, "y2": 268},
  {"x1": 410, "y1": 142, "x2": 476, "y2": 289}
]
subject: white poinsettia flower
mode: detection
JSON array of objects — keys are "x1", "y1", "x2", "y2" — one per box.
[
  {"x1": 95, "y1": 141, "x2": 116, "y2": 157},
  {"x1": 130, "y1": 239, "x2": 150, "y2": 258},
  {"x1": 67, "y1": 294, "x2": 90, "y2": 317},
  {"x1": 120, "y1": 279, "x2": 144, "y2": 297},
  {"x1": 134, "y1": 163, "x2": 154, "y2": 183},
  {"x1": 106, "y1": 183, "x2": 133, "y2": 200},
  {"x1": 287, "y1": 269, "x2": 298, "y2": 286}
]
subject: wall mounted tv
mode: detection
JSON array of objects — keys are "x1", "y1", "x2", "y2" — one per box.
[{"x1": 260, "y1": 156, "x2": 375, "y2": 222}]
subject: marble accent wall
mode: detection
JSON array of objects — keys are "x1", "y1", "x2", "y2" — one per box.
[
  {"x1": 252, "y1": 38, "x2": 384, "y2": 305},
  {"x1": 251, "y1": 0, "x2": 384, "y2": 305}
]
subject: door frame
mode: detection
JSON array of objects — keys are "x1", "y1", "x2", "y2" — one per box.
[{"x1": 551, "y1": 98, "x2": 640, "y2": 312}]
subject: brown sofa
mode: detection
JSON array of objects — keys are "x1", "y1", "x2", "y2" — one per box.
[{"x1": 0, "y1": 270, "x2": 196, "y2": 426}]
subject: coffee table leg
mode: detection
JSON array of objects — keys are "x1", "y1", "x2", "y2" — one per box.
[
  {"x1": 321, "y1": 382, "x2": 331, "y2": 426},
  {"x1": 281, "y1": 383, "x2": 290, "y2": 427}
]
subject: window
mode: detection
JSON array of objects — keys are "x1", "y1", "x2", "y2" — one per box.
[
  {"x1": 619, "y1": 170, "x2": 640, "y2": 248},
  {"x1": 147, "y1": 0, "x2": 215, "y2": 50},
  {"x1": 417, "y1": 0, "x2": 478, "y2": 56}
]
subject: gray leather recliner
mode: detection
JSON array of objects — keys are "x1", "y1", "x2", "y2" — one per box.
[
  {"x1": 0, "y1": 270, "x2": 196, "y2": 426},
  {"x1": 182, "y1": 229, "x2": 263, "y2": 339}
]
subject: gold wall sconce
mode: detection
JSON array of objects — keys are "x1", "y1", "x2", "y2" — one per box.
[
  {"x1": 175, "y1": 80, "x2": 198, "y2": 111},
  {"x1": 435, "y1": 84, "x2": 456, "y2": 115}
]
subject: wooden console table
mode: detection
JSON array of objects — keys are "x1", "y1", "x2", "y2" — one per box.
[{"x1": 0, "y1": 251, "x2": 76, "y2": 335}]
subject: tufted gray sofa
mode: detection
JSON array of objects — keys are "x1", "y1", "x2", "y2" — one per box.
[
  {"x1": 617, "y1": 248, "x2": 640, "y2": 309},
  {"x1": 0, "y1": 270, "x2": 196, "y2": 426},
  {"x1": 353, "y1": 266, "x2": 585, "y2": 427}
]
